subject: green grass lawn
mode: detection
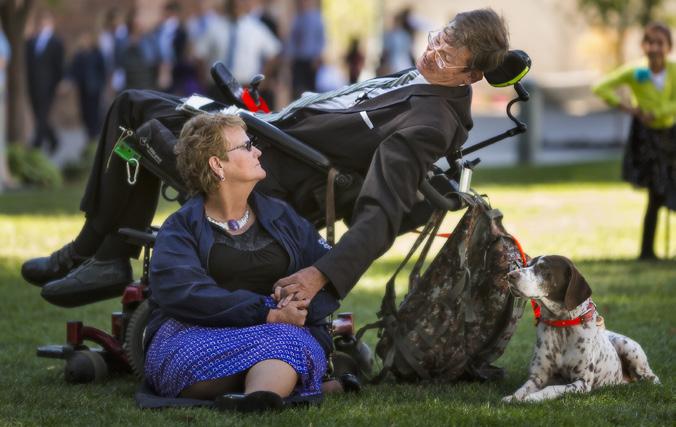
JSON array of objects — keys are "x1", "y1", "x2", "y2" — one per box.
[{"x1": 0, "y1": 160, "x2": 674, "y2": 426}]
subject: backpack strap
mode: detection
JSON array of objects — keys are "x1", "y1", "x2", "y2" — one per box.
[
  {"x1": 407, "y1": 211, "x2": 445, "y2": 291},
  {"x1": 378, "y1": 210, "x2": 444, "y2": 318},
  {"x1": 355, "y1": 209, "x2": 445, "y2": 383}
]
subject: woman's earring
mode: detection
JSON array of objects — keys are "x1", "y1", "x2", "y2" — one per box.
[{"x1": 219, "y1": 174, "x2": 225, "y2": 182}]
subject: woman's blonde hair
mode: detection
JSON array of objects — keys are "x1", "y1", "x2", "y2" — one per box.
[{"x1": 175, "y1": 113, "x2": 247, "y2": 196}]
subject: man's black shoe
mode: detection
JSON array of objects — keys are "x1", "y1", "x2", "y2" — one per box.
[
  {"x1": 21, "y1": 242, "x2": 88, "y2": 287},
  {"x1": 40, "y1": 258, "x2": 132, "y2": 308},
  {"x1": 214, "y1": 391, "x2": 284, "y2": 413}
]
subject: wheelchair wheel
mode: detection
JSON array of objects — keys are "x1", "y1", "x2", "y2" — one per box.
[
  {"x1": 64, "y1": 350, "x2": 108, "y2": 383},
  {"x1": 331, "y1": 351, "x2": 359, "y2": 379},
  {"x1": 334, "y1": 335, "x2": 373, "y2": 380},
  {"x1": 124, "y1": 300, "x2": 151, "y2": 379}
]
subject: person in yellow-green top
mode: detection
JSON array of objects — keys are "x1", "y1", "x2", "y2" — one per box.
[{"x1": 593, "y1": 22, "x2": 676, "y2": 260}]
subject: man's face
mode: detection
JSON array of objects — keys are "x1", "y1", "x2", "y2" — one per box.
[{"x1": 416, "y1": 29, "x2": 483, "y2": 87}]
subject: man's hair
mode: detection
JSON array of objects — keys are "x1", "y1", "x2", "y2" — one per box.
[
  {"x1": 644, "y1": 22, "x2": 672, "y2": 48},
  {"x1": 175, "y1": 113, "x2": 247, "y2": 196},
  {"x1": 445, "y1": 8, "x2": 509, "y2": 72}
]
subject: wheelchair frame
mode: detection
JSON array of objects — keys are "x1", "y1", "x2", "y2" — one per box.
[{"x1": 35, "y1": 51, "x2": 532, "y2": 384}]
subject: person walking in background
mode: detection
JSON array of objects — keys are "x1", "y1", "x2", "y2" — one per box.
[
  {"x1": 98, "y1": 9, "x2": 120, "y2": 81},
  {"x1": 186, "y1": 0, "x2": 218, "y2": 42},
  {"x1": 96, "y1": 8, "x2": 129, "y2": 95},
  {"x1": 155, "y1": 1, "x2": 183, "y2": 91},
  {"x1": 0, "y1": 25, "x2": 14, "y2": 191},
  {"x1": 25, "y1": 11, "x2": 64, "y2": 154},
  {"x1": 193, "y1": 0, "x2": 281, "y2": 101},
  {"x1": 70, "y1": 31, "x2": 106, "y2": 141},
  {"x1": 344, "y1": 37, "x2": 365, "y2": 84},
  {"x1": 287, "y1": 0, "x2": 325, "y2": 98},
  {"x1": 378, "y1": 8, "x2": 416, "y2": 76},
  {"x1": 118, "y1": 10, "x2": 162, "y2": 90},
  {"x1": 593, "y1": 22, "x2": 676, "y2": 261}
]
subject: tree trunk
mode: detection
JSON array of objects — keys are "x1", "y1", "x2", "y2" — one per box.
[{"x1": 1, "y1": 0, "x2": 34, "y2": 144}]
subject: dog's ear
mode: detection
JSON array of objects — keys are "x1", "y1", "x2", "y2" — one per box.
[{"x1": 562, "y1": 257, "x2": 592, "y2": 310}]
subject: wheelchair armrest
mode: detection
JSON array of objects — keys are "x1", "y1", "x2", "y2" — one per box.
[
  {"x1": 238, "y1": 111, "x2": 331, "y2": 173},
  {"x1": 118, "y1": 228, "x2": 157, "y2": 247}
]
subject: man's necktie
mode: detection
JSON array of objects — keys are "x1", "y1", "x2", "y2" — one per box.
[{"x1": 280, "y1": 69, "x2": 420, "y2": 113}]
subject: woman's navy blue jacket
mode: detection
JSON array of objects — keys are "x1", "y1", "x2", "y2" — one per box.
[{"x1": 146, "y1": 191, "x2": 340, "y2": 353}]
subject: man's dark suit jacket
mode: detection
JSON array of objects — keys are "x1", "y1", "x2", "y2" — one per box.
[
  {"x1": 25, "y1": 33, "x2": 64, "y2": 110},
  {"x1": 80, "y1": 80, "x2": 473, "y2": 301},
  {"x1": 274, "y1": 83, "x2": 473, "y2": 298}
]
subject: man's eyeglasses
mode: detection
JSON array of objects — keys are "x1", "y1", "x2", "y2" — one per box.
[
  {"x1": 226, "y1": 136, "x2": 258, "y2": 153},
  {"x1": 427, "y1": 30, "x2": 470, "y2": 71}
]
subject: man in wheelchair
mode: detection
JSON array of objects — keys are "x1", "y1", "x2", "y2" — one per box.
[{"x1": 23, "y1": 8, "x2": 509, "y2": 309}]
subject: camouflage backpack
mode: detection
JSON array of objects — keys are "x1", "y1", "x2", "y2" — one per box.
[{"x1": 358, "y1": 196, "x2": 527, "y2": 383}]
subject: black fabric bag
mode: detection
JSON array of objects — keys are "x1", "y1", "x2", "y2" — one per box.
[
  {"x1": 128, "y1": 118, "x2": 189, "y2": 202},
  {"x1": 358, "y1": 197, "x2": 527, "y2": 383}
]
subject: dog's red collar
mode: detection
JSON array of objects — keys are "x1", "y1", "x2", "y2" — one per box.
[{"x1": 530, "y1": 299, "x2": 596, "y2": 327}]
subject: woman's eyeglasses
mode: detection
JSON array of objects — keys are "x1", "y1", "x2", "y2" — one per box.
[{"x1": 226, "y1": 136, "x2": 258, "y2": 152}]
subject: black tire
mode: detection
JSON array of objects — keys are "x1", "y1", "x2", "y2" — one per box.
[
  {"x1": 331, "y1": 351, "x2": 359, "y2": 379},
  {"x1": 334, "y1": 336, "x2": 373, "y2": 380},
  {"x1": 124, "y1": 300, "x2": 151, "y2": 380},
  {"x1": 64, "y1": 350, "x2": 108, "y2": 383}
]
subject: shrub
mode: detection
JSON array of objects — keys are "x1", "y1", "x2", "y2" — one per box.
[{"x1": 7, "y1": 144, "x2": 63, "y2": 188}]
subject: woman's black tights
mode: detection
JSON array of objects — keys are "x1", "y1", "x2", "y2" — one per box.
[{"x1": 640, "y1": 188, "x2": 665, "y2": 259}]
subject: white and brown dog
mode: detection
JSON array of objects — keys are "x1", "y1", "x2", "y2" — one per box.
[{"x1": 503, "y1": 255, "x2": 660, "y2": 403}]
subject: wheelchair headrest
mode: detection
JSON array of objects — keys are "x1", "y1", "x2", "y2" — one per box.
[{"x1": 484, "y1": 50, "x2": 531, "y2": 88}]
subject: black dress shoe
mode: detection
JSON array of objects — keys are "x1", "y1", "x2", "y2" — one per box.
[
  {"x1": 338, "y1": 373, "x2": 362, "y2": 393},
  {"x1": 21, "y1": 242, "x2": 88, "y2": 287},
  {"x1": 214, "y1": 391, "x2": 284, "y2": 413},
  {"x1": 40, "y1": 258, "x2": 132, "y2": 308}
]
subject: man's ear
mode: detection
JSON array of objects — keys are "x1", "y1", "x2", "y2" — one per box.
[
  {"x1": 562, "y1": 257, "x2": 592, "y2": 310},
  {"x1": 469, "y1": 69, "x2": 484, "y2": 84}
]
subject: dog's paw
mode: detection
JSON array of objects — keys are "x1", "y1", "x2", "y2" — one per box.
[{"x1": 501, "y1": 395, "x2": 516, "y2": 403}]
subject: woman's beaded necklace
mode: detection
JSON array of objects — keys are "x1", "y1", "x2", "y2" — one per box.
[{"x1": 207, "y1": 208, "x2": 250, "y2": 232}]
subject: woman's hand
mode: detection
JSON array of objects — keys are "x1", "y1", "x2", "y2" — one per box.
[
  {"x1": 620, "y1": 103, "x2": 654, "y2": 125},
  {"x1": 266, "y1": 299, "x2": 308, "y2": 326}
]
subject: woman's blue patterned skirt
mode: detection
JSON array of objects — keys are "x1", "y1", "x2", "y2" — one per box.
[{"x1": 144, "y1": 310, "x2": 327, "y2": 398}]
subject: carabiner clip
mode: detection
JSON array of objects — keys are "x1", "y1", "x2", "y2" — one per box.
[{"x1": 126, "y1": 158, "x2": 139, "y2": 185}]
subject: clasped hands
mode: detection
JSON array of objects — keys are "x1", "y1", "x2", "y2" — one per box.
[{"x1": 265, "y1": 266, "x2": 327, "y2": 327}]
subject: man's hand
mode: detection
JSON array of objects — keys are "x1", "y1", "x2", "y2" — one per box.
[
  {"x1": 272, "y1": 266, "x2": 327, "y2": 305},
  {"x1": 266, "y1": 300, "x2": 308, "y2": 326}
]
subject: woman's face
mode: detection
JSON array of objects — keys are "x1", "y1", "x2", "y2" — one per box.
[
  {"x1": 219, "y1": 126, "x2": 266, "y2": 184},
  {"x1": 642, "y1": 29, "x2": 671, "y2": 66}
]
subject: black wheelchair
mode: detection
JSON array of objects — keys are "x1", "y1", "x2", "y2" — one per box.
[{"x1": 36, "y1": 50, "x2": 532, "y2": 387}]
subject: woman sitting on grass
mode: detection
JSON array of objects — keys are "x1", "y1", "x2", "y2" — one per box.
[{"x1": 144, "y1": 113, "x2": 339, "y2": 412}]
